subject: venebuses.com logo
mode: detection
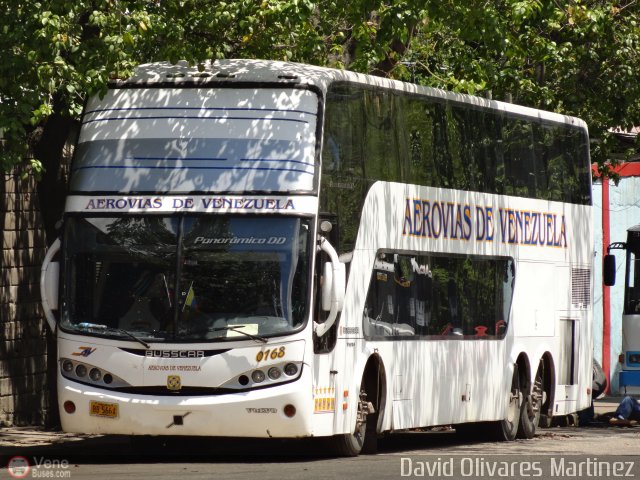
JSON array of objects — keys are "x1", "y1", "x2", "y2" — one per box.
[{"x1": 6, "y1": 456, "x2": 71, "y2": 478}]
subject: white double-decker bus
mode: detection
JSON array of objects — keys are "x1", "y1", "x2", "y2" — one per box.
[{"x1": 41, "y1": 60, "x2": 593, "y2": 455}]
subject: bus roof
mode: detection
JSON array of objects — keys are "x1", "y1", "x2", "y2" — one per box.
[{"x1": 117, "y1": 59, "x2": 587, "y2": 131}]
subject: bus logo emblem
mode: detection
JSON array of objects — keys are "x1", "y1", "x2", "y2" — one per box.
[
  {"x1": 167, "y1": 375, "x2": 181, "y2": 391},
  {"x1": 72, "y1": 347, "x2": 96, "y2": 357}
]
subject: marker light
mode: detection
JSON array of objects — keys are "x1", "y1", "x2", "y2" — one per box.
[
  {"x1": 251, "y1": 370, "x2": 266, "y2": 383},
  {"x1": 283, "y1": 404, "x2": 296, "y2": 418},
  {"x1": 63, "y1": 401, "x2": 76, "y2": 414}
]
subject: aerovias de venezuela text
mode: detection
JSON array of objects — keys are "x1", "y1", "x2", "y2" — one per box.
[{"x1": 402, "y1": 198, "x2": 568, "y2": 248}]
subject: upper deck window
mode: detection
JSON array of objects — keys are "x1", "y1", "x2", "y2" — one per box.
[
  {"x1": 322, "y1": 83, "x2": 591, "y2": 204},
  {"x1": 70, "y1": 87, "x2": 319, "y2": 194}
]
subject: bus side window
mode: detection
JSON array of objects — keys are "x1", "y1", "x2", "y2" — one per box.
[{"x1": 362, "y1": 251, "x2": 514, "y2": 340}]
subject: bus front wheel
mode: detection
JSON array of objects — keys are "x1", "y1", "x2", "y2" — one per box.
[{"x1": 331, "y1": 388, "x2": 375, "y2": 456}]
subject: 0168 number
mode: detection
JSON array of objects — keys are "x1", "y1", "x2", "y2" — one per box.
[{"x1": 256, "y1": 346, "x2": 286, "y2": 362}]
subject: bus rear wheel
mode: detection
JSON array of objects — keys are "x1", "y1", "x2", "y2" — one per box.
[
  {"x1": 518, "y1": 362, "x2": 544, "y2": 439},
  {"x1": 493, "y1": 366, "x2": 521, "y2": 441},
  {"x1": 331, "y1": 388, "x2": 375, "y2": 456}
]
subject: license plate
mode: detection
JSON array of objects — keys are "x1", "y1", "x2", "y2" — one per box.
[{"x1": 90, "y1": 401, "x2": 118, "y2": 418}]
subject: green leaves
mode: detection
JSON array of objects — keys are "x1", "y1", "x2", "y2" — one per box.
[{"x1": 0, "y1": 0, "x2": 638, "y2": 174}]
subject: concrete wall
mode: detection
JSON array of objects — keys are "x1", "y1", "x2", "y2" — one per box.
[
  {"x1": 0, "y1": 170, "x2": 50, "y2": 426},
  {"x1": 593, "y1": 175, "x2": 640, "y2": 393}
]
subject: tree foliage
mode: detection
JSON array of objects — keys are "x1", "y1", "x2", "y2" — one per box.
[{"x1": 1, "y1": 1, "x2": 639, "y2": 193}]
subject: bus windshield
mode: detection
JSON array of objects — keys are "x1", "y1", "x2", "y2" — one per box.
[{"x1": 62, "y1": 215, "x2": 310, "y2": 342}]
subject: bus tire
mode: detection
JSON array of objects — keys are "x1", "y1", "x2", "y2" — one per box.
[
  {"x1": 518, "y1": 362, "x2": 543, "y2": 439},
  {"x1": 493, "y1": 365, "x2": 521, "y2": 441},
  {"x1": 331, "y1": 387, "x2": 374, "y2": 456},
  {"x1": 331, "y1": 431, "x2": 364, "y2": 457},
  {"x1": 538, "y1": 414, "x2": 553, "y2": 428}
]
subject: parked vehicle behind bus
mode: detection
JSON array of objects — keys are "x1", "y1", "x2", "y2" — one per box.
[{"x1": 604, "y1": 225, "x2": 640, "y2": 394}]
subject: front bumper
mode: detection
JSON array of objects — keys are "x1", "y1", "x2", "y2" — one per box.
[{"x1": 58, "y1": 373, "x2": 314, "y2": 438}]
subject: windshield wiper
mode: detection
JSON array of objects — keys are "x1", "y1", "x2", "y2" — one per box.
[
  {"x1": 212, "y1": 325, "x2": 268, "y2": 344},
  {"x1": 76, "y1": 323, "x2": 151, "y2": 349}
]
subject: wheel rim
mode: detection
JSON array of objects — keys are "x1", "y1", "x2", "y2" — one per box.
[
  {"x1": 506, "y1": 389, "x2": 522, "y2": 425},
  {"x1": 353, "y1": 389, "x2": 369, "y2": 447},
  {"x1": 530, "y1": 369, "x2": 544, "y2": 421},
  {"x1": 504, "y1": 367, "x2": 522, "y2": 435}
]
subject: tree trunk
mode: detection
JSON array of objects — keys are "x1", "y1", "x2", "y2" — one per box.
[{"x1": 33, "y1": 108, "x2": 74, "y2": 246}]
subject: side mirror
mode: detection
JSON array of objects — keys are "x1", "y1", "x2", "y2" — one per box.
[
  {"x1": 603, "y1": 254, "x2": 616, "y2": 286},
  {"x1": 314, "y1": 236, "x2": 345, "y2": 337},
  {"x1": 40, "y1": 237, "x2": 61, "y2": 331},
  {"x1": 43, "y1": 261, "x2": 60, "y2": 310},
  {"x1": 322, "y1": 261, "x2": 345, "y2": 312}
]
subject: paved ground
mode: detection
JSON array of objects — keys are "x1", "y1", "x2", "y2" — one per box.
[
  {"x1": 0, "y1": 396, "x2": 628, "y2": 453},
  {"x1": 0, "y1": 396, "x2": 637, "y2": 480}
]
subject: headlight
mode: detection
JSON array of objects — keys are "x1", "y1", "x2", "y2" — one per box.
[
  {"x1": 62, "y1": 360, "x2": 74, "y2": 373},
  {"x1": 221, "y1": 361, "x2": 303, "y2": 390},
  {"x1": 284, "y1": 363, "x2": 299, "y2": 376},
  {"x1": 267, "y1": 367, "x2": 282, "y2": 380},
  {"x1": 59, "y1": 358, "x2": 129, "y2": 389},
  {"x1": 251, "y1": 370, "x2": 266, "y2": 383}
]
